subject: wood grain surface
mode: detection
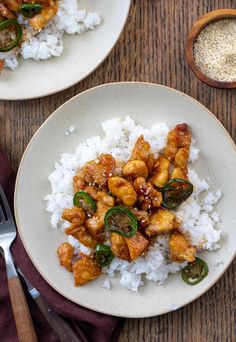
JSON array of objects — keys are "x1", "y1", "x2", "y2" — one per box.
[{"x1": 0, "y1": 1, "x2": 235, "y2": 341}]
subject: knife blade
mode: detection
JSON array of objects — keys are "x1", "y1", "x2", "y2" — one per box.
[{"x1": 17, "y1": 268, "x2": 80, "y2": 342}]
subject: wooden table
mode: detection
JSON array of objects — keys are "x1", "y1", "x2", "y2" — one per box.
[{"x1": 1, "y1": 1, "x2": 235, "y2": 341}]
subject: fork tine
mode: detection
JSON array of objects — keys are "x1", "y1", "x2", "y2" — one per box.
[
  {"x1": 0, "y1": 201, "x2": 6, "y2": 222},
  {"x1": 0, "y1": 185, "x2": 14, "y2": 223}
]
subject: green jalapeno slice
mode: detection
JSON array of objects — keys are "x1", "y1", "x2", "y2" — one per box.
[
  {"x1": 19, "y1": 3, "x2": 42, "y2": 18},
  {"x1": 161, "y1": 178, "x2": 193, "y2": 210},
  {"x1": 104, "y1": 206, "x2": 138, "y2": 237},
  {"x1": 73, "y1": 191, "x2": 97, "y2": 214},
  {"x1": 182, "y1": 257, "x2": 209, "y2": 285},
  {"x1": 96, "y1": 244, "x2": 113, "y2": 267},
  {"x1": 0, "y1": 19, "x2": 22, "y2": 52}
]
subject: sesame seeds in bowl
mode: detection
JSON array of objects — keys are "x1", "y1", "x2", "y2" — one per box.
[{"x1": 186, "y1": 9, "x2": 236, "y2": 89}]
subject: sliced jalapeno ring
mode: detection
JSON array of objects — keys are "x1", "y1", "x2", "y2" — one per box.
[
  {"x1": 0, "y1": 19, "x2": 22, "y2": 52},
  {"x1": 161, "y1": 178, "x2": 193, "y2": 210},
  {"x1": 73, "y1": 191, "x2": 97, "y2": 213},
  {"x1": 104, "y1": 205, "x2": 138, "y2": 237},
  {"x1": 182, "y1": 257, "x2": 209, "y2": 285},
  {"x1": 19, "y1": 3, "x2": 42, "y2": 18},
  {"x1": 96, "y1": 244, "x2": 113, "y2": 267}
]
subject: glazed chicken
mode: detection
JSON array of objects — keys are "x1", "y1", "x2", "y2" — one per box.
[
  {"x1": 57, "y1": 123, "x2": 197, "y2": 287},
  {"x1": 29, "y1": 0, "x2": 58, "y2": 30},
  {"x1": 0, "y1": 0, "x2": 58, "y2": 30},
  {"x1": 1, "y1": 0, "x2": 21, "y2": 12},
  {"x1": 163, "y1": 123, "x2": 191, "y2": 180},
  {"x1": 74, "y1": 154, "x2": 115, "y2": 192},
  {"x1": 72, "y1": 255, "x2": 101, "y2": 286},
  {"x1": 169, "y1": 232, "x2": 196, "y2": 262},
  {"x1": 145, "y1": 209, "x2": 179, "y2": 236},
  {"x1": 57, "y1": 242, "x2": 74, "y2": 272},
  {"x1": 0, "y1": 2, "x2": 15, "y2": 18}
]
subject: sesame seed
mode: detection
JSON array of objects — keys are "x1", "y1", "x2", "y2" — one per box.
[{"x1": 194, "y1": 19, "x2": 236, "y2": 82}]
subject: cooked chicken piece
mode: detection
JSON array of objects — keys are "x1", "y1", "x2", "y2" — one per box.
[
  {"x1": 72, "y1": 254, "x2": 101, "y2": 286},
  {"x1": 62, "y1": 207, "x2": 85, "y2": 225},
  {"x1": 84, "y1": 186, "x2": 115, "y2": 207},
  {"x1": 130, "y1": 135, "x2": 154, "y2": 172},
  {"x1": 169, "y1": 232, "x2": 196, "y2": 262},
  {"x1": 122, "y1": 160, "x2": 149, "y2": 180},
  {"x1": 0, "y1": 2, "x2": 15, "y2": 18},
  {"x1": 150, "y1": 156, "x2": 170, "y2": 188},
  {"x1": 74, "y1": 154, "x2": 115, "y2": 192},
  {"x1": 57, "y1": 242, "x2": 74, "y2": 272},
  {"x1": 65, "y1": 224, "x2": 97, "y2": 248},
  {"x1": 163, "y1": 123, "x2": 191, "y2": 162},
  {"x1": 108, "y1": 176, "x2": 137, "y2": 206},
  {"x1": 133, "y1": 177, "x2": 162, "y2": 210},
  {"x1": 145, "y1": 209, "x2": 179, "y2": 236},
  {"x1": 73, "y1": 175, "x2": 85, "y2": 192},
  {"x1": 85, "y1": 201, "x2": 111, "y2": 239},
  {"x1": 130, "y1": 208, "x2": 150, "y2": 228},
  {"x1": 125, "y1": 231, "x2": 149, "y2": 260},
  {"x1": 171, "y1": 166, "x2": 188, "y2": 180},
  {"x1": 174, "y1": 147, "x2": 189, "y2": 169},
  {"x1": 29, "y1": 0, "x2": 58, "y2": 30},
  {"x1": 171, "y1": 147, "x2": 189, "y2": 180},
  {"x1": 110, "y1": 232, "x2": 130, "y2": 261},
  {"x1": 2, "y1": 0, "x2": 21, "y2": 12}
]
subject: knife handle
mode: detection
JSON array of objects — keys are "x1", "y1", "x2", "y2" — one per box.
[
  {"x1": 34, "y1": 295, "x2": 79, "y2": 342},
  {"x1": 8, "y1": 276, "x2": 38, "y2": 342}
]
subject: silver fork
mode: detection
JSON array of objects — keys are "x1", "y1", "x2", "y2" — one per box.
[{"x1": 0, "y1": 185, "x2": 38, "y2": 342}]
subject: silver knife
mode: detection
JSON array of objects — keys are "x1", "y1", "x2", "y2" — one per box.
[{"x1": 17, "y1": 269, "x2": 80, "y2": 342}]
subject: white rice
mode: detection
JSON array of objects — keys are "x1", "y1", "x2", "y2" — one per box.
[
  {"x1": 45, "y1": 116, "x2": 222, "y2": 291},
  {"x1": 0, "y1": 0, "x2": 101, "y2": 70}
]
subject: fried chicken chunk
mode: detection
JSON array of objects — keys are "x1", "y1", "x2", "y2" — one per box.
[
  {"x1": 108, "y1": 176, "x2": 137, "y2": 206},
  {"x1": 84, "y1": 186, "x2": 115, "y2": 207},
  {"x1": 2, "y1": 0, "x2": 21, "y2": 12},
  {"x1": 0, "y1": 2, "x2": 15, "y2": 18},
  {"x1": 74, "y1": 154, "x2": 115, "y2": 192},
  {"x1": 145, "y1": 209, "x2": 179, "y2": 236},
  {"x1": 72, "y1": 255, "x2": 101, "y2": 286},
  {"x1": 133, "y1": 177, "x2": 162, "y2": 210},
  {"x1": 85, "y1": 201, "x2": 111, "y2": 239},
  {"x1": 130, "y1": 208, "x2": 150, "y2": 228},
  {"x1": 163, "y1": 123, "x2": 191, "y2": 162},
  {"x1": 62, "y1": 207, "x2": 85, "y2": 225},
  {"x1": 65, "y1": 224, "x2": 97, "y2": 248},
  {"x1": 174, "y1": 147, "x2": 189, "y2": 170},
  {"x1": 125, "y1": 231, "x2": 149, "y2": 260},
  {"x1": 169, "y1": 232, "x2": 196, "y2": 262},
  {"x1": 29, "y1": 0, "x2": 58, "y2": 30},
  {"x1": 150, "y1": 156, "x2": 170, "y2": 188},
  {"x1": 130, "y1": 135, "x2": 154, "y2": 172},
  {"x1": 110, "y1": 232, "x2": 130, "y2": 261},
  {"x1": 122, "y1": 160, "x2": 149, "y2": 180},
  {"x1": 57, "y1": 242, "x2": 74, "y2": 272}
]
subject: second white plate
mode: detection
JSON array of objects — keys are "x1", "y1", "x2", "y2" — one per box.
[{"x1": 0, "y1": 0, "x2": 131, "y2": 100}]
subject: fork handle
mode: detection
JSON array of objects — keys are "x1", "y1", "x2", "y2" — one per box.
[{"x1": 8, "y1": 276, "x2": 38, "y2": 342}]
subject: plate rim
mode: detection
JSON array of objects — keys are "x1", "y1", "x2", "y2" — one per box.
[
  {"x1": 14, "y1": 82, "x2": 236, "y2": 318},
  {"x1": 0, "y1": 1, "x2": 131, "y2": 101}
]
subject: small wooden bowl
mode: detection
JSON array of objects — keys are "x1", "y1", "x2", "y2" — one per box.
[{"x1": 186, "y1": 9, "x2": 236, "y2": 89}]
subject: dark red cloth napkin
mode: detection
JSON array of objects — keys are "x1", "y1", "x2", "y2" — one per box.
[{"x1": 0, "y1": 151, "x2": 124, "y2": 342}]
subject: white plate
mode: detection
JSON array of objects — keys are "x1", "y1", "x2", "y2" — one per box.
[
  {"x1": 15, "y1": 82, "x2": 236, "y2": 318},
  {"x1": 0, "y1": 1, "x2": 130, "y2": 100}
]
